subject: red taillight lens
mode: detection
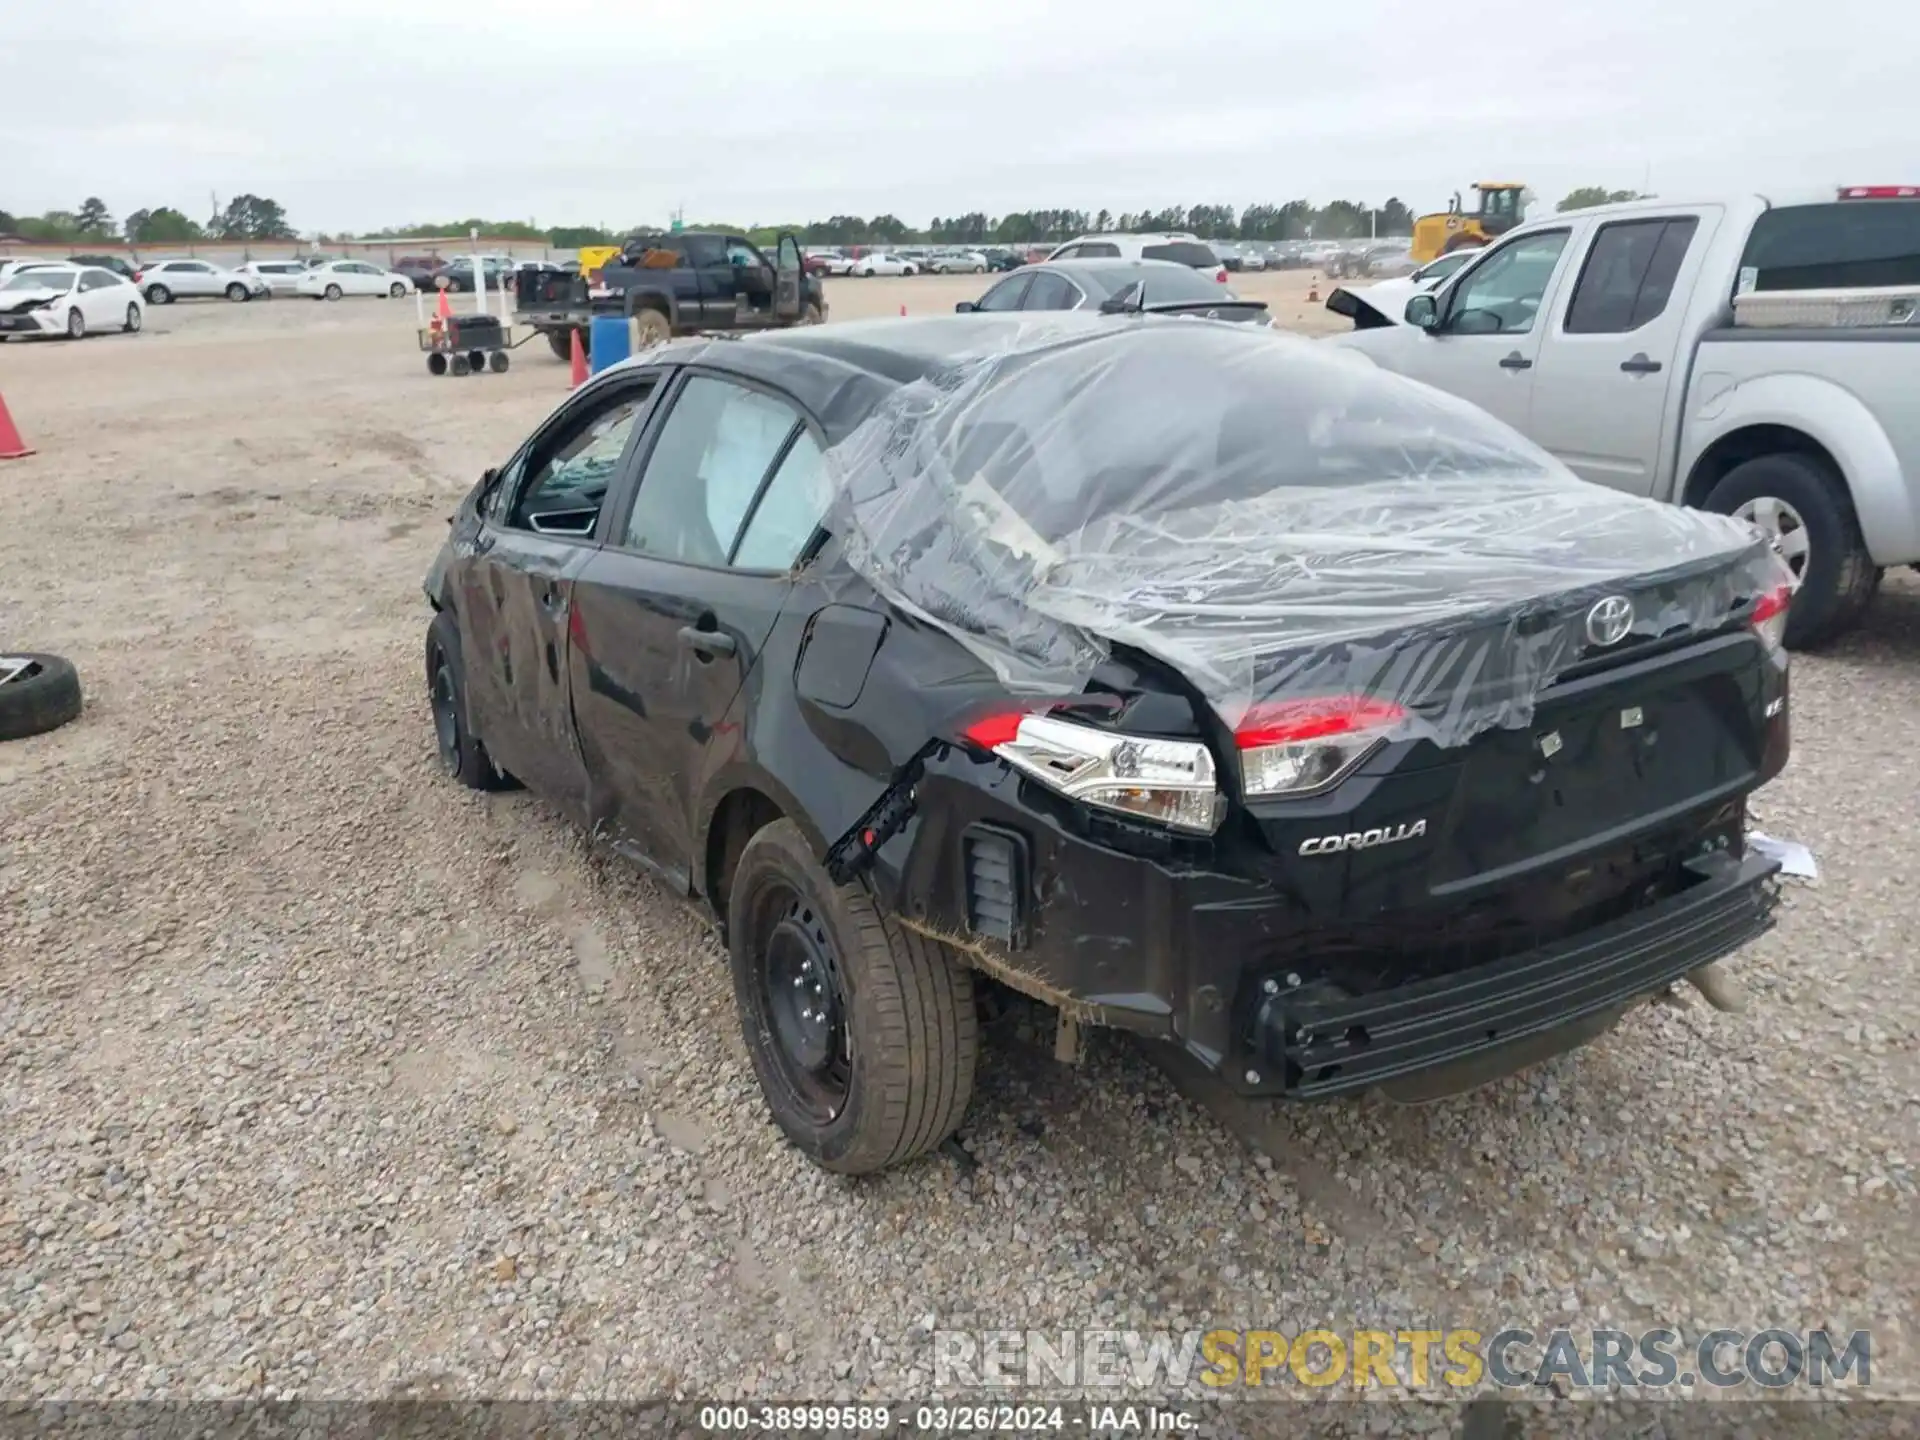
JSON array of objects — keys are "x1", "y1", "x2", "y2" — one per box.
[
  {"x1": 1234, "y1": 696, "x2": 1408, "y2": 749},
  {"x1": 960, "y1": 709, "x2": 1029, "y2": 750},
  {"x1": 1237, "y1": 695, "x2": 1409, "y2": 798},
  {"x1": 1750, "y1": 584, "x2": 1792, "y2": 652}
]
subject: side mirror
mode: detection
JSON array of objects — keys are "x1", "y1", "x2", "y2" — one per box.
[
  {"x1": 1404, "y1": 293, "x2": 1440, "y2": 330},
  {"x1": 954, "y1": 301, "x2": 977, "y2": 313}
]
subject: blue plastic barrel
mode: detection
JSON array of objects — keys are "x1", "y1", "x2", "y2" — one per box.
[{"x1": 588, "y1": 314, "x2": 631, "y2": 374}]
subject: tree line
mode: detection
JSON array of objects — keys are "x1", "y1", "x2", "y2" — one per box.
[
  {"x1": 3, "y1": 188, "x2": 1648, "y2": 252},
  {"x1": 0, "y1": 195, "x2": 297, "y2": 246}
]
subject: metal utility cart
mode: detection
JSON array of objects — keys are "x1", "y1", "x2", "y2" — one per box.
[{"x1": 418, "y1": 311, "x2": 514, "y2": 376}]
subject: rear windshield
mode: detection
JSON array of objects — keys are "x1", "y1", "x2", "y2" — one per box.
[
  {"x1": 1140, "y1": 241, "x2": 1219, "y2": 269},
  {"x1": 1087, "y1": 265, "x2": 1229, "y2": 303},
  {"x1": 1740, "y1": 200, "x2": 1920, "y2": 290}
]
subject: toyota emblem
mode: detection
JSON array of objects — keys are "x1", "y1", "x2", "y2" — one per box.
[{"x1": 1585, "y1": 595, "x2": 1635, "y2": 647}]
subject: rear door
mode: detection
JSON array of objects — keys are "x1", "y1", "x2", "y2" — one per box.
[
  {"x1": 1391, "y1": 226, "x2": 1579, "y2": 434},
  {"x1": 455, "y1": 372, "x2": 663, "y2": 819},
  {"x1": 78, "y1": 269, "x2": 124, "y2": 326},
  {"x1": 683, "y1": 234, "x2": 734, "y2": 326},
  {"x1": 1525, "y1": 208, "x2": 1718, "y2": 493},
  {"x1": 170, "y1": 261, "x2": 215, "y2": 296},
  {"x1": 569, "y1": 368, "x2": 828, "y2": 886}
]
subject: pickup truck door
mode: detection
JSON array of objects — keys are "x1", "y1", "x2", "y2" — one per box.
[
  {"x1": 774, "y1": 234, "x2": 803, "y2": 321},
  {"x1": 682, "y1": 234, "x2": 736, "y2": 328},
  {"x1": 1391, "y1": 226, "x2": 1580, "y2": 434},
  {"x1": 1524, "y1": 207, "x2": 1720, "y2": 494}
]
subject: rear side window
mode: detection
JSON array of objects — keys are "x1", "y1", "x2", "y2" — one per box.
[
  {"x1": 1092, "y1": 265, "x2": 1224, "y2": 303},
  {"x1": 1563, "y1": 217, "x2": 1698, "y2": 333},
  {"x1": 1141, "y1": 241, "x2": 1217, "y2": 268},
  {"x1": 1078, "y1": 242, "x2": 1121, "y2": 258},
  {"x1": 1740, "y1": 200, "x2": 1920, "y2": 290}
]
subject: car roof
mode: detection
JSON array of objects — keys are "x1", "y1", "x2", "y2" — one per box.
[{"x1": 606, "y1": 312, "x2": 1137, "y2": 446}]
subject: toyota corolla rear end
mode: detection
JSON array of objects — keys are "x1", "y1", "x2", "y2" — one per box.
[{"x1": 821, "y1": 312, "x2": 1795, "y2": 1100}]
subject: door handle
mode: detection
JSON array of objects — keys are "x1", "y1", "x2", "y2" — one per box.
[
  {"x1": 677, "y1": 625, "x2": 736, "y2": 658},
  {"x1": 1499, "y1": 351, "x2": 1533, "y2": 370},
  {"x1": 1620, "y1": 354, "x2": 1663, "y2": 374}
]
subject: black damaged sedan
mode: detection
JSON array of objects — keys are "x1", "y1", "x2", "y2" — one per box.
[{"x1": 424, "y1": 313, "x2": 1794, "y2": 1174}]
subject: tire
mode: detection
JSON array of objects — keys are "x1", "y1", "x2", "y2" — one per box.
[
  {"x1": 546, "y1": 328, "x2": 576, "y2": 363},
  {"x1": 389, "y1": 282, "x2": 406, "y2": 298},
  {"x1": 800, "y1": 302, "x2": 823, "y2": 326},
  {"x1": 65, "y1": 309, "x2": 85, "y2": 340},
  {"x1": 861, "y1": 268, "x2": 875, "y2": 278},
  {"x1": 728, "y1": 819, "x2": 977, "y2": 1175},
  {"x1": 226, "y1": 283, "x2": 247, "y2": 302},
  {"x1": 324, "y1": 283, "x2": 342, "y2": 301},
  {"x1": 0, "y1": 653, "x2": 84, "y2": 742},
  {"x1": 145, "y1": 284, "x2": 172, "y2": 305},
  {"x1": 450, "y1": 354, "x2": 471, "y2": 376},
  {"x1": 466, "y1": 350, "x2": 486, "y2": 375},
  {"x1": 1704, "y1": 453, "x2": 1875, "y2": 649},
  {"x1": 633, "y1": 306, "x2": 671, "y2": 348},
  {"x1": 487, "y1": 350, "x2": 509, "y2": 373},
  {"x1": 427, "y1": 351, "x2": 449, "y2": 376},
  {"x1": 124, "y1": 304, "x2": 141, "y2": 334},
  {"x1": 424, "y1": 612, "x2": 511, "y2": 789}
]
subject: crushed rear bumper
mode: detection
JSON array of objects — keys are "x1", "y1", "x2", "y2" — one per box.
[{"x1": 1250, "y1": 850, "x2": 1779, "y2": 1098}]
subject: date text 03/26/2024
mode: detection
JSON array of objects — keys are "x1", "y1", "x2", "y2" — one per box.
[{"x1": 697, "y1": 1403, "x2": 1195, "y2": 1433}]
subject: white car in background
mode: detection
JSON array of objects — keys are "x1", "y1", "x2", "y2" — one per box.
[
  {"x1": 296, "y1": 259, "x2": 416, "y2": 300},
  {"x1": 927, "y1": 249, "x2": 988, "y2": 274},
  {"x1": 1323, "y1": 245, "x2": 1485, "y2": 327},
  {"x1": 0, "y1": 264, "x2": 145, "y2": 340},
  {"x1": 849, "y1": 252, "x2": 919, "y2": 277},
  {"x1": 239, "y1": 260, "x2": 309, "y2": 296},
  {"x1": 134, "y1": 258, "x2": 269, "y2": 304}
]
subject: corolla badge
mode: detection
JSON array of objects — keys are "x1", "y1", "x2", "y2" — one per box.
[
  {"x1": 1585, "y1": 594, "x2": 1635, "y2": 647},
  {"x1": 1299, "y1": 819, "x2": 1428, "y2": 856}
]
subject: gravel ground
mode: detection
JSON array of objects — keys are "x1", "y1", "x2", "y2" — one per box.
[{"x1": 1, "y1": 275, "x2": 1916, "y2": 1417}]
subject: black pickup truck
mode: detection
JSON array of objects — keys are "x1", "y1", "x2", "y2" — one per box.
[{"x1": 515, "y1": 230, "x2": 826, "y2": 361}]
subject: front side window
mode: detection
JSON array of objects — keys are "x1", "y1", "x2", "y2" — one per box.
[
  {"x1": 508, "y1": 382, "x2": 655, "y2": 536},
  {"x1": 622, "y1": 376, "x2": 803, "y2": 565},
  {"x1": 1443, "y1": 230, "x2": 1570, "y2": 334},
  {"x1": 977, "y1": 275, "x2": 1031, "y2": 311},
  {"x1": 1021, "y1": 272, "x2": 1079, "y2": 310},
  {"x1": 725, "y1": 238, "x2": 763, "y2": 268}
]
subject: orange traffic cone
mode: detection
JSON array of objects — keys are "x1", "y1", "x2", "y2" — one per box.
[
  {"x1": 569, "y1": 328, "x2": 588, "y2": 389},
  {"x1": 436, "y1": 288, "x2": 452, "y2": 321},
  {"x1": 0, "y1": 389, "x2": 32, "y2": 461},
  {"x1": 899, "y1": 303, "x2": 907, "y2": 317},
  {"x1": 1307, "y1": 274, "x2": 1320, "y2": 303}
]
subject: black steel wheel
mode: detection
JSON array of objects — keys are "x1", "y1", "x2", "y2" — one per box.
[
  {"x1": 728, "y1": 819, "x2": 977, "y2": 1174},
  {"x1": 423, "y1": 612, "x2": 513, "y2": 790},
  {"x1": 754, "y1": 885, "x2": 853, "y2": 1124}
]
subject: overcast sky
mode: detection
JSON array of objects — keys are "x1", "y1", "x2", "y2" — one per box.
[{"x1": 6, "y1": 0, "x2": 1915, "y2": 234}]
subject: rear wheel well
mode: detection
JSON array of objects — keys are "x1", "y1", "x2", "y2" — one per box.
[
  {"x1": 705, "y1": 788, "x2": 784, "y2": 928},
  {"x1": 1682, "y1": 425, "x2": 1844, "y2": 510}
]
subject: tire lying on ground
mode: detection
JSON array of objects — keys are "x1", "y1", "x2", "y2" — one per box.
[{"x1": 0, "y1": 653, "x2": 84, "y2": 741}]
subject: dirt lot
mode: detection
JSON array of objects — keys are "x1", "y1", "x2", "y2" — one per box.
[{"x1": 2, "y1": 269, "x2": 1917, "y2": 1409}]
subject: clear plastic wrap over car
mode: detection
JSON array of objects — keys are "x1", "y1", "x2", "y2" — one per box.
[{"x1": 808, "y1": 315, "x2": 1792, "y2": 751}]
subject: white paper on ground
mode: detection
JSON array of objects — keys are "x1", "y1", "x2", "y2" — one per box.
[{"x1": 1749, "y1": 831, "x2": 1818, "y2": 880}]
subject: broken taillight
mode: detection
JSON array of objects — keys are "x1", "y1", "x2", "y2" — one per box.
[
  {"x1": 1749, "y1": 583, "x2": 1792, "y2": 654},
  {"x1": 959, "y1": 710, "x2": 1224, "y2": 834},
  {"x1": 1235, "y1": 696, "x2": 1410, "y2": 798}
]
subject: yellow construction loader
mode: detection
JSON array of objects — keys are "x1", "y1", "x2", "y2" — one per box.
[{"x1": 1410, "y1": 183, "x2": 1528, "y2": 264}]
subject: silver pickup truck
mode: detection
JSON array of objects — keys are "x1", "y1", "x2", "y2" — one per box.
[{"x1": 1325, "y1": 187, "x2": 1920, "y2": 647}]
